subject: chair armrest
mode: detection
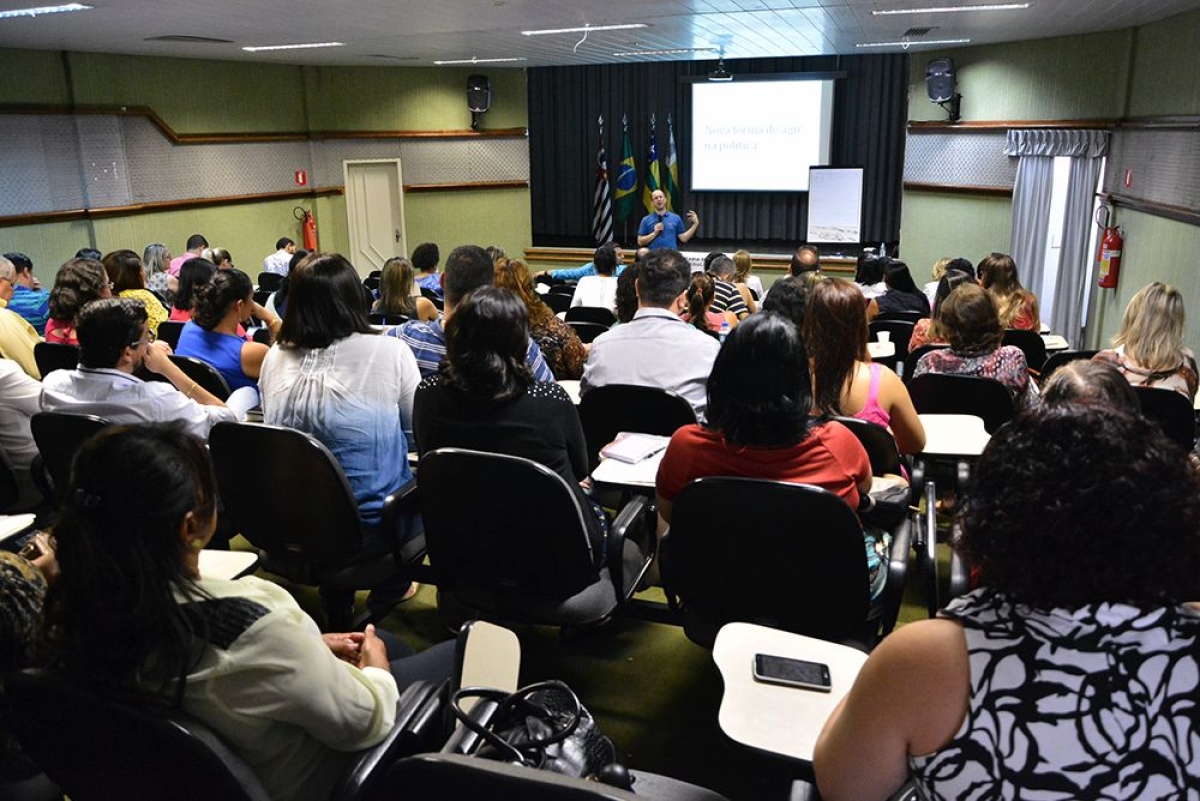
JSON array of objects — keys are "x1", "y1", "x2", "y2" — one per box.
[
  {"x1": 878, "y1": 511, "x2": 912, "y2": 638},
  {"x1": 607, "y1": 494, "x2": 652, "y2": 598},
  {"x1": 332, "y1": 679, "x2": 446, "y2": 801},
  {"x1": 381, "y1": 479, "x2": 425, "y2": 568}
]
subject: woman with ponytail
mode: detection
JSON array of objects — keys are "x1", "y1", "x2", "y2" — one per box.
[
  {"x1": 176, "y1": 268, "x2": 279, "y2": 390},
  {"x1": 681, "y1": 272, "x2": 738, "y2": 335}
]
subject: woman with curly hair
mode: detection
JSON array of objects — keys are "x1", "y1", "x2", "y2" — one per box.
[
  {"x1": 102, "y1": 249, "x2": 169, "y2": 337},
  {"x1": 493, "y1": 258, "x2": 587, "y2": 380},
  {"x1": 176, "y1": 268, "x2": 279, "y2": 390},
  {"x1": 806, "y1": 278, "x2": 925, "y2": 455},
  {"x1": 977, "y1": 252, "x2": 1040, "y2": 331},
  {"x1": 45, "y1": 258, "x2": 112, "y2": 345},
  {"x1": 911, "y1": 283, "x2": 1039, "y2": 411},
  {"x1": 816, "y1": 402, "x2": 1200, "y2": 799},
  {"x1": 1093, "y1": 281, "x2": 1197, "y2": 401}
]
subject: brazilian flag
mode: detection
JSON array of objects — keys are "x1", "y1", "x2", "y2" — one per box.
[{"x1": 614, "y1": 117, "x2": 637, "y2": 221}]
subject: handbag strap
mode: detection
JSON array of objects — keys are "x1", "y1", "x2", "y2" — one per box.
[{"x1": 451, "y1": 680, "x2": 584, "y2": 764}]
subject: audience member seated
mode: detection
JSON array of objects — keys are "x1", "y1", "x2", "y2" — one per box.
[
  {"x1": 40, "y1": 424, "x2": 453, "y2": 801},
  {"x1": 494, "y1": 257, "x2": 586, "y2": 380},
  {"x1": 0, "y1": 359, "x2": 45, "y2": 509},
  {"x1": 142, "y1": 242, "x2": 175, "y2": 301},
  {"x1": 854, "y1": 254, "x2": 887, "y2": 300},
  {"x1": 613, "y1": 260, "x2": 641, "y2": 324},
  {"x1": 815, "y1": 402, "x2": 1200, "y2": 799},
  {"x1": 102, "y1": 250, "x2": 169, "y2": 337},
  {"x1": 759, "y1": 275, "x2": 810, "y2": 330},
  {"x1": 390, "y1": 245, "x2": 552, "y2": 380},
  {"x1": 169, "y1": 257, "x2": 217, "y2": 322},
  {"x1": 412, "y1": 241, "x2": 442, "y2": 298},
  {"x1": 731, "y1": 248, "x2": 762, "y2": 308},
  {"x1": 176, "y1": 269, "x2": 278, "y2": 391},
  {"x1": 260, "y1": 253, "x2": 421, "y2": 537},
  {"x1": 265, "y1": 248, "x2": 309, "y2": 320},
  {"x1": 912, "y1": 284, "x2": 1040, "y2": 411},
  {"x1": 168, "y1": 233, "x2": 207, "y2": 277},
  {"x1": 414, "y1": 286, "x2": 607, "y2": 561},
  {"x1": 40, "y1": 298, "x2": 244, "y2": 438},
  {"x1": 570, "y1": 243, "x2": 620, "y2": 311},
  {"x1": 45, "y1": 257, "x2": 112, "y2": 346},
  {"x1": 908, "y1": 269, "x2": 974, "y2": 352},
  {"x1": 682, "y1": 273, "x2": 737, "y2": 335},
  {"x1": 0, "y1": 263, "x2": 41, "y2": 380},
  {"x1": 2, "y1": 253, "x2": 50, "y2": 336},
  {"x1": 806, "y1": 278, "x2": 925, "y2": 455},
  {"x1": 1042, "y1": 359, "x2": 1139, "y2": 411},
  {"x1": 262, "y1": 236, "x2": 295, "y2": 276},
  {"x1": 581, "y1": 249, "x2": 719, "y2": 420},
  {"x1": 372, "y1": 256, "x2": 437, "y2": 322},
  {"x1": 1, "y1": 549, "x2": 53, "y2": 787},
  {"x1": 706, "y1": 256, "x2": 749, "y2": 320},
  {"x1": 202, "y1": 247, "x2": 235, "y2": 271},
  {"x1": 977, "y1": 252, "x2": 1040, "y2": 331},
  {"x1": 789, "y1": 243, "x2": 821, "y2": 277},
  {"x1": 921, "y1": 256, "x2": 973, "y2": 309},
  {"x1": 1094, "y1": 281, "x2": 1197, "y2": 401},
  {"x1": 655, "y1": 313, "x2": 889, "y2": 602},
  {"x1": 536, "y1": 245, "x2": 627, "y2": 284},
  {"x1": 867, "y1": 260, "x2": 930, "y2": 320}
]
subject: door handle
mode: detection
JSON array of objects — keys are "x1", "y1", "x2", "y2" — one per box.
[{"x1": 395, "y1": 229, "x2": 401, "y2": 243}]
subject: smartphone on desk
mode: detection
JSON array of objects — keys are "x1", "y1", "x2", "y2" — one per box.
[{"x1": 753, "y1": 654, "x2": 832, "y2": 692}]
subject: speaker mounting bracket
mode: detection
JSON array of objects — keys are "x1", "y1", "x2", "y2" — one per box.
[{"x1": 938, "y1": 93, "x2": 962, "y2": 123}]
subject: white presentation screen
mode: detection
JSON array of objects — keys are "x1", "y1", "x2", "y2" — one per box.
[{"x1": 690, "y1": 79, "x2": 834, "y2": 192}]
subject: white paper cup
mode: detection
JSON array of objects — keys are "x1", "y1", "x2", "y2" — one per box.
[{"x1": 877, "y1": 331, "x2": 891, "y2": 343}]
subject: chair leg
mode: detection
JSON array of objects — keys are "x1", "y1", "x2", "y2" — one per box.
[{"x1": 924, "y1": 479, "x2": 940, "y2": 618}]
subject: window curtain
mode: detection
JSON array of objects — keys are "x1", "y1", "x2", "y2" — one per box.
[{"x1": 1004, "y1": 129, "x2": 1108, "y2": 344}]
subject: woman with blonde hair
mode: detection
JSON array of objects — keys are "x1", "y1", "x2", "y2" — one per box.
[
  {"x1": 493, "y1": 257, "x2": 587, "y2": 379},
  {"x1": 731, "y1": 249, "x2": 760, "y2": 311},
  {"x1": 1094, "y1": 282, "x2": 1197, "y2": 401},
  {"x1": 805, "y1": 277, "x2": 925, "y2": 455},
  {"x1": 373, "y1": 257, "x2": 437, "y2": 322},
  {"x1": 977, "y1": 252, "x2": 1039, "y2": 331}
]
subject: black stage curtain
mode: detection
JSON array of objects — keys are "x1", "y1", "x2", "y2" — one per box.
[{"x1": 527, "y1": 54, "x2": 908, "y2": 251}]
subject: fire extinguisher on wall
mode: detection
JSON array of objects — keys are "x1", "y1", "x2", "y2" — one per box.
[
  {"x1": 1095, "y1": 205, "x2": 1122, "y2": 289},
  {"x1": 294, "y1": 206, "x2": 318, "y2": 251}
]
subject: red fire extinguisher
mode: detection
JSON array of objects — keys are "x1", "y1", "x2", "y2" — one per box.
[
  {"x1": 1095, "y1": 205, "x2": 1122, "y2": 289},
  {"x1": 294, "y1": 206, "x2": 318, "y2": 251}
]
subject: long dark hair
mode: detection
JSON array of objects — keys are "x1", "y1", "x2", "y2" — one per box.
[
  {"x1": 102, "y1": 249, "x2": 146, "y2": 293},
  {"x1": 442, "y1": 286, "x2": 533, "y2": 402},
  {"x1": 686, "y1": 272, "x2": 716, "y2": 332},
  {"x1": 41, "y1": 424, "x2": 217, "y2": 700},
  {"x1": 805, "y1": 277, "x2": 869, "y2": 416},
  {"x1": 707, "y1": 313, "x2": 814, "y2": 447},
  {"x1": 277, "y1": 253, "x2": 373, "y2": 349},
  {"x1": 191, "y1": 268, "x2": 251, "y2": 330},
  {"x1": 172, "y1": 258, "x2": 216, "y2": 313}
]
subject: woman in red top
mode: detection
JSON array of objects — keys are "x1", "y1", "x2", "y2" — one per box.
[
  {"x1": 656, "y1": 312, "x2": 890, "y2": 602},
  {"x1": 45, "y1": 258, "x2": 112, "y2": 345}
]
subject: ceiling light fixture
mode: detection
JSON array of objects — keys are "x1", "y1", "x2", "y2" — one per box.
[
  {"x1": 873, "y1": 3, "x2": 1029, "y2": 14},
  {"x1": 522, "y1": 23, "x2": 646, "y2": 36},
  {"x1": 613, "y1": 47, "x2": 717, "y2": 57},
  {"x1": 242, "y1": 41, "x2": 345, "y2": 52},
  {"x1": 433, "y1": 57, "x2": 527, "y2": 65},
  {"x1": 0, "y1": 3, "x2": 91, "y2": 19},
  {"x1": 856, "y1": 38, "x2": 971, "y2": 48}
]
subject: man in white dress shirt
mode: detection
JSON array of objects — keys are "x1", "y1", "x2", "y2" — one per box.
[{"x1": 262, "y1": 237, "x2": 297, "y2": 276}]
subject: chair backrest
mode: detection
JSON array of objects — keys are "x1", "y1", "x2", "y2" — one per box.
[
  {"x1": 370, "y1": 312, "x2": 410, "y2": 326},
  {"x1": 169, "y1": 355, "x2": 232, "y2": 400},
  {"x1": 1002, "y1": 328, "x2": 1047, "y2": 371},
  {"x1": 33, "y1": 341, "x2": 79, "y2": 377},
  {"x1": 256, "y1": 272, "x2": 282, "y2": 292},
  {"x1": 9, "y1": 668, "x2": 269, "y2": 801},
  {"x1": 157, "y1": 320, "x2": 186, "y2": 349},
  {"x1": 0, "y1": 448, "x2": 20, "y2": 513},
  {"x1": 542, "y1": 292, "x2": 573, "y2": 314},
  {"x1": 874, "y1": 310, "x2": 925, "y2": 324},
  {"x1": 251, "y1": 327, "x2": 272, "y2": 345},
  {"x1": 209, "y1": 422, "x2": 365, "y2": 562},
  {"x1": 363, "y1": 275, "x2": 381, "y2": 292},
  {"x1": 30, "y1": 411, "x2": 110, "y2": 494},
  {"x1": 1039, "y1": 349, "x2": 1099, "y2": 385},
  {"x1": 661, "y1": 477, "x2": 871, "y2": 643},
  {"x1": 1133, "y1": 386, "x2": 1196, "y2": 451},
  {"x1": 566, "y1": 320, "x2": 608, "y2": 344},
  {"x1": 868, "y1": 320, "x2": 914, "y2": 374},
  {"x1": 832, "y1": 416, "x2": 903, "y2": 476},
  {"x1": 907, "y1": 373, "x2": 1016, "y2": 433},
  {"x1": 420, "y1": 286, "x2": 445, "y2": 311},
  {"x1": 565, "y1": 306, "x2": 616, "y2": 327},
  {"x1": 577, "y1": 384, "x2": 697, "y2": 470},
  {"x1": 418, "y1": 448, "x2": 599, "y2": 598},
  {"x1": 252, "y1": 289, "x2": 272, "y2": 307},
  {"x1": 904, "y1": 343, "x2": 948, "y2": 382}
]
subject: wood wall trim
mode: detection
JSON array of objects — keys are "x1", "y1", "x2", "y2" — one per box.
[
  {"x1": 907, "y1": 119, "x2": 1115, "y2": 131},
  {"x1": 404, "y1": 180, "x2": 529, "y2": 193},
  {"x1": 904, "y1": 182, "x2": 1013, "y2": 197},
  {"x1": 1102, "y1": 193, "x2": 1200, "y2": 228},
  {"x1": 0, "y1": 102, "x2": 528, "y2": 144}
]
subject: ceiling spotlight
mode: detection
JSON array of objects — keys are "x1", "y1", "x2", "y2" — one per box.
[
  {"x1": 708, "y1": 58, "x2": 732, "y2": 82},
  {"x1": 242, "y1": 42, "x2": 345, "y2": 52}
]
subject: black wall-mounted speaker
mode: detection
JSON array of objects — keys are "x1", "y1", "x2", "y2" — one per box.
[
  {"x1": 467, "y1": 74, "x2": 491, "y2": 114},
  {"x1": 925, "y1": 58, "x2": 956, "y2": 104}
]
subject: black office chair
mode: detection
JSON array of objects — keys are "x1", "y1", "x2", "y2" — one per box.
[
  {"x1": 566, "y1": 321, "x2": 608, "y2": 344},
  {"x1": 1002, "y1": 328, "x2": 1047, "y2": 373},
  {"x1": 908, "y1": 373, "x2": 1016, "y2": 434},
  {"x1": 209, "y1": 422, "x2": 424, "y2": 630},
  {"x1": 169, "y1": 355, "x2": 232, "y2": 401},
  {"x1": 253, "y1": 289, "x2": 272, "y2": 307},
  {"x1": 157, "y1": 320, "x2": 186, "y2": 349},
  {"x1": 904, "y1": 343, "x2": 949, "y2": 382},
  {"x1": 251, "y1": 327, "x2": 272, "y2": 345},
  {"x1": 370, "y1": 312, "x2": 410, "y2": 326},
  {"x1": 420, "y1": 286, "x2": 445, "y2": 311},
  {"x1": 868, "y1": 320, "x2": 914, "y2": 376},
  {"x1": 32, "y1": 342, "x2": 79, "y2": 377},
  {"x1": 256, "y1": 272, "x2": 283, "y2": 292},
  {"x1": 1134, "y1": 386, "x2": 1196, "y2": 451},
  {"x1": 1039, "y1": 349, "x2": 1099, "y2": 385},
  {"x1": 417, "y1": 448, "x2": 655, "y2": 629},
  {"x1": 874, "y1": 310, "x2": 925, "y2": 324},
  {"x1": 833, "y1": 416, "x2": 904, "y2": 476},
  {"x1": 543, "y1": 293, "x2": 573, "y2": 315},
  {"x1": 0, "y1": 448, "x2": 21, "y2": 514},
  {"x1": 565, "y1": 306, "x2": 617, "y2": 327},
  {"x1": 660, "y1": 477, "x2": 909, "y2": 649},
  {"x1": 30, "y1": 411, "x2": 110, "y2": 499},
  {"x1": 577, "y1": 384, "x2": 697, "y2": 472},
  {"x1": 363, "y1": 275, "x2": 381, "y2": 292}
]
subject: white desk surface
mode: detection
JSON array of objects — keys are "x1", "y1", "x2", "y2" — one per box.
[
  {"x1": 198, "y1": 550, "x2": 260, "y2": 581},
  {"x1": 867, "y1": 340, "x2": 895, "y2": 359},
  {"x1": 1041, "y1": 334, "x2": 1069, "y2": 351},
  {"x1": 590, "y1": 450, "x2": 664, "y2": 489},
  {"x1": 712, "y1": 622, "x2": 867, "y2": 765},
  {"x1": 558, "y1": 380, "x2": 582, "y2": 405},
  {"x1": 918, "y1": 414, "x2": 990, "y2": 457}
]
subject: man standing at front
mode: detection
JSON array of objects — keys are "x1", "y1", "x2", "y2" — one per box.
[{"x1": 637, "y1": 190, "x2": 699, "y2": 251}]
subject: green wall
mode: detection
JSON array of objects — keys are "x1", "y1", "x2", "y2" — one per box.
[{"x1": 898, "y1": 193, "x2": 1013, "y2": 287}]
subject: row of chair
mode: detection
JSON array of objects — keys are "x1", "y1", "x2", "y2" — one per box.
[{"x1": 33, "y1": 341, "x2": 233, "y2": 400}]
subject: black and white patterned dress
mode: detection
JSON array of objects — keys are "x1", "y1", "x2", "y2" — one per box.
[{"x1": 909, "y1": 589, "x2": 1200, "y2": 800}]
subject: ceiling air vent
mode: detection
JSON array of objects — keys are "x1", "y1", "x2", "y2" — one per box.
[{"x1": 902, "y1": 27, "x2": 936, "y2": 37}]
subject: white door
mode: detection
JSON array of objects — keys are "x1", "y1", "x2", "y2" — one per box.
[{"x1": 344, "y1": 159, "x2": 407, "y2": 276}]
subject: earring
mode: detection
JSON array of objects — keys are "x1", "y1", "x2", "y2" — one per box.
[{"x1": 188, "y1": 538, "x2": 206, "y2": 550}]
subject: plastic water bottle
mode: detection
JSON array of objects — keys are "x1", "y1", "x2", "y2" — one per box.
[{"x1": 718, "y1": 320, "x2": 730, "y2": 344}]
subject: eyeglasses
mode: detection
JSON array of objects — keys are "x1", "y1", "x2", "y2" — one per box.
[{"x1": 128, "y1": 330, "x2": 157, "y2": 348}]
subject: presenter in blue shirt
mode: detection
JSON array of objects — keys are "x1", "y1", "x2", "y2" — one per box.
[{"x1": 637, "y1": 190, "x2": 699, "y2": 251}]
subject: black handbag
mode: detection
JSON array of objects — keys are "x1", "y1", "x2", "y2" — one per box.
[{"x1": 450, "y1": 680, "x2": 630, "y2": 787}]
